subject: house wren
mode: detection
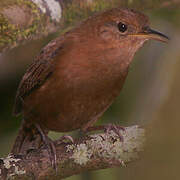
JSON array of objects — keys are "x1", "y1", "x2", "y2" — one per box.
[{"x1": 11, "y1": 8, "x2": 169, "y2": 169}]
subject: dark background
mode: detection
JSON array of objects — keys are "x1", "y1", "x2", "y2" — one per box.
[{"x1": 0, "y1": 8, "x2": 180, "y2": 180}]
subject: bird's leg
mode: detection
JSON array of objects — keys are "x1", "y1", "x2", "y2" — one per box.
[
  {"x1": 35, "y1": 125, "x2": 74, "y2": 172},
  {"x1": 35, "y1": 124, "x2": 57, "y2": 172},
  {"x1": 83, "y1": 124, "x2": 125, "y2": 141}
]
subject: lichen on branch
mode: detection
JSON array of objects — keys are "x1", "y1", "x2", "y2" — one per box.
[
  {"x1": 0, "y1": 125, "x2": 145, "y2": 179},
  {"x1": 0, "y1": 0, "x2": 62, "y2": 53}
]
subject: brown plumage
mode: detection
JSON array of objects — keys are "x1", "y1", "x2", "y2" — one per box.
[{"x1": 11, "y1": 8, "x2": 168, "y2": 167}]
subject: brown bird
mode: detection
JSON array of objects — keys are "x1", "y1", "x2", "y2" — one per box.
[{"x1": 11, "y1": 8, "x2": 168, "y2": 169}]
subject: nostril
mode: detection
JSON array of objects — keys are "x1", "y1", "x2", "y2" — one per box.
[{"x1": 142, "y1": 26, "x2": 150, "y2": 32}]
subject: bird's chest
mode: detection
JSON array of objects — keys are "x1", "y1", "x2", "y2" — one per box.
[
  {"x1": 54, "y1": 60, "x2": 128, "y2": 124},
  {"x1": 31, "y1": 53, "x2": 129, "y2": 131}
]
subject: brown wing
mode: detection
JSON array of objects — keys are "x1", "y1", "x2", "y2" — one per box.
[{"x1": 13, "y1": 38, "x2": 64, "y2": 115}]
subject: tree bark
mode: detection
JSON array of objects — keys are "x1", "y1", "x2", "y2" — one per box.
[
  {"x1": 0, "y1": 126, "x2": 145, "y2": 179},
  {"x1": 0, "y1": 0, "x2": 179, "y2": 53}
]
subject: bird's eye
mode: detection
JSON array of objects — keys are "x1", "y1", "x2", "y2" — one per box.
[{"x1": 118, "y1": 22, "x2": 127, "y2": 33}]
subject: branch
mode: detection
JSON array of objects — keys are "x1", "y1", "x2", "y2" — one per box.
[
  {"x1": 0, "y1": 0, "x2": 179, "y2": 53},
  {"x1": 0, "y1": 125, "x2": 145, "y2": 179}
]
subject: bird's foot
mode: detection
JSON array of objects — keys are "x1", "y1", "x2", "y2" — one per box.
[
  {"x1": 56, "y1": 135, "x2": 74, "y2": 145},
  {"x1": 84, "y1": 124, "x2": 125, "y2": 141},
  {"x1": 35, "y1": 124, "x2": 57, "y2": 172},
  {"x1": 104, "y1": 124, "x2": 125, "y2": 141}
]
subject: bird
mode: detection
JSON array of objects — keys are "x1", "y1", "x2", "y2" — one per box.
[{"x1": 11, "y1": 8, "x2": 169, "y2": 169}]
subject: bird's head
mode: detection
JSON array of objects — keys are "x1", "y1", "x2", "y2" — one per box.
[
  {"x1": 95, "y1": 8, "x2": 168, "y2": 43},
  {"x1": 79, "y1": 8, "x2": 169, "y2": 53},
  {"x1": 71, "y1": 8, "x2": 169, "y2": 69}
]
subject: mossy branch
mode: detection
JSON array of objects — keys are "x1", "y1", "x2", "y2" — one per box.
[
  {"x1": 0, "y1": 125, "x2": 145, "y2": 179},
  {"x1": 0, "y1": 0, "x2": 179, "y2": 53}
]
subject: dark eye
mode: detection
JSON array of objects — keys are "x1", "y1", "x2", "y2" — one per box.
[{"x1": 118, "y1": 22, "x2": 127, "y2": 33}]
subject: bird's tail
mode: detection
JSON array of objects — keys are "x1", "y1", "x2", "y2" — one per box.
[{"x1": 11, "y1": 119, "x2": 47, "y2": 155}]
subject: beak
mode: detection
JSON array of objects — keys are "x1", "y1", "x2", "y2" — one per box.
[{"x1": 131, "y1": 27, "x2": 169, "y2": 43}]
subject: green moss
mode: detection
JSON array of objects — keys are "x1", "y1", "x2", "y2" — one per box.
[{"x1": 0, "y1": 0, "x2": 46, "y2": 52}]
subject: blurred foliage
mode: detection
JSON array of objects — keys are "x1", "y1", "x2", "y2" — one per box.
[{"x1": 0, "y1": 6, "x2": 180, "y2": 180}]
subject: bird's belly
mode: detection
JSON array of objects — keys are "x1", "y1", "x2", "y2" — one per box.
[
  {"x1": 40, "y1": 94, "x2": 115, "y2": 132},
  {"x1": 24, "y1": 84, "x2": 121, "y2": 132}
]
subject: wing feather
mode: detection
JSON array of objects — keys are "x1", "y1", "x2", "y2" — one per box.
[{"x1": 13, "y1": 38, "x2": 64, "y2": 115}]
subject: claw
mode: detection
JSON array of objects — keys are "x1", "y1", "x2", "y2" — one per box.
[
  {"x1": 56, "y1": 135, "x2": 74, "y2": 144},
  {"x1": 35, "y1": 124, "x2": 57, "y2": 172},
  {"x1": 104, "y1": 124, "x2": 124, "y2": 142},
  {"x1": 84, "y1": 124, "x2": 125, "y2": 142}
]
